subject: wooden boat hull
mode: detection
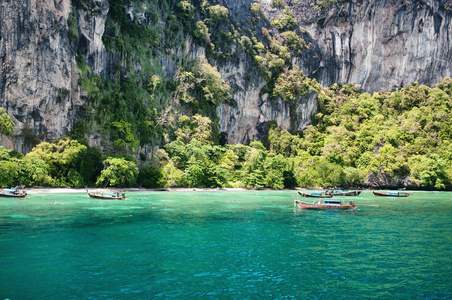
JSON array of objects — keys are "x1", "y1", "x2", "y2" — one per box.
[
  {"x1": 298, "y1": 191, "x2": 333, "y2": 198},
  {"x1": 326, "y1": 190, "x2": 362, "y2": 196},
  {"x1": 372, "y1": 191, "x2": 409, "y2": 197},
  {"x1": 0, "y1": 192, "x2": 27, "y2": 199},
  {"x1": 88, "y1": 192, "x2": 126, "y2": 200},
  {"x1": 295, "y1": 200, "x2": 356, "y2": 210}
]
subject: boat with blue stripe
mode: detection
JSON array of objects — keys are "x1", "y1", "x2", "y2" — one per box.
[
  {"x1": 0, "y1": 188, "x2": 27, "y2": 199},
  {"x1": 372, "y1": 190, "x2": 409, "y2": 197}
]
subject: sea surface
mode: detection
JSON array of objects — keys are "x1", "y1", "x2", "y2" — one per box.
[{"x1": 0, "y1": 190, "x2": 451, "y2": 299}]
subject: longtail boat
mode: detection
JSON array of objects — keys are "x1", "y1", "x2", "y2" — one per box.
[
  {"x1": 0, "y1": 188, "x2": 27, "y2": 199},
  {"x1": 297, "y1": 191, "x2": 333, "y2": 198},
  {"x1": 372, "y1": 190, "x2": 409, "y2": 197},
  {"x1": 87, "y1": 190, "x2": 126, "y2": 200},
  {"x1": 326, "y1": 190, "x2": 362, "y2": 196},
  {"x1": 294, "y1": 198, "x2": 356, "y2": 210}
]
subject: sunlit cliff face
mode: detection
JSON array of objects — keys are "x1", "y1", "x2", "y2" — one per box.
[
  {"x1": 293, "y1": 0, "x2": 452, "y2": 92},
  {"x1": 1, "y1": 0, "x2": 451, "y2": 151}
]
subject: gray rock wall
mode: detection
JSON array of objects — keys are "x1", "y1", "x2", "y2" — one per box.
[
  {"x1": 0, "y1": 0, "x2": 109, "y2": 152},
  {"x1": 290, "y1": 0, "x2": 452, "y2": 91},
  {"x1": 216, "y1": 0, "x2": 317, "y2": 144},
  {"x1": 1, "y1": 0, "x2": 72, "y2": 152},
  {"x1": 1, "y1": 0, "x2": 451, "y2": 152},
  {"x1": 219, "y1": 0, "x2": 452, "y2": 144}
]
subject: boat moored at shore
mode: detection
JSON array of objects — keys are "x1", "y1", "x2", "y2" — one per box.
[
  {"x1": 0, "y1": 188, "x2": 27, "y2": 199},
  {"x1": 372, "y1": 190, "x2": 409, "y2": 197},
  {"x1": 297, "y1": 191, "x2": 333, "y2": 198},
  {"x1": 325, "y1": 190, "x2": 362, "y2": 196},
  {"x1": 86, "y1": 189, "x2": 126, "y2": 200},
  {"x1": 294, "y1": 199, "x2": 356, "y2": 210}
]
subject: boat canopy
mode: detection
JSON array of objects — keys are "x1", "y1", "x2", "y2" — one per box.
[
  {"x1": 323, "y1": 200, "x2": 342, "y2": 205},
  {"x1": 2, "y1": 188, "x2": 18, "y2": 192}
]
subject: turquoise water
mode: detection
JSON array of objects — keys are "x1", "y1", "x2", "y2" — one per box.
[{"x1": 0, "y1": 190, "x2": 451, "y2": 299}]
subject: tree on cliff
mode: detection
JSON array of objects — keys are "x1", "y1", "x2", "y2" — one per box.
[{"x1": 0, "y1": 108, "x2": 14, "y2": 136}]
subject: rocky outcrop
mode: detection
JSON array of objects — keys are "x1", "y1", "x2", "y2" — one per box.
[
  {"x1": 216, "y1": 0, "x2": 319, "y2": 144},
  {"x1": 364, "y1": 170, "x2": 419, "y2": 189},
  {"x1": 1, "y1": 0, "x2": 73, "y2": 152},
  {"x1": 77, "y1": 0, "x2": 109, "y2": 77},
  {"x1": 215, "y1": 0, "x2": 452, "y2": 144},
  {"x1": 0, "y1": 0, "x2": 110, "y2": 153},
  {"x1": 216, "y1": 49, "x2": 317, "y2": 144},
  {"x1": 289, "y1": 0, "x2": 452, "y2": 91},
  {"x1": 1, "y1": 0, "x2": 452, "y2": 152}
]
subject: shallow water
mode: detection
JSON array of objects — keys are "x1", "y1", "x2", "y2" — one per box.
[{"x1": 0, "y1": 190, "x2": 451, "y2": 299}]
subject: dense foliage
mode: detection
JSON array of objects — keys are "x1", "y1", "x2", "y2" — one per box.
[
  {"x1": 1, "y1": 78, "x2": 451, "y2": 189},
  {"x1": 1, "y1": 1, "x2": 450, "y2": 190},
  {"x1": 71, "y1": 0, "x2": 317, "y2": 150},
  {"x1": 0, "y1": 138, "x2": 102, "y2": 187},
  {"x1": 0, "y1": 108, "x2": 14, "y2": 136}
]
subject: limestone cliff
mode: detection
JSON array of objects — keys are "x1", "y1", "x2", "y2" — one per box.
[
  {"x1": 288, "y1": 0, "x2": 452, "y2": 91},
  {"x1": 0, "y1": 0, "x2": 109, "y2": 153},
  {"x1": 1, "y1": 0, "x2": 451, "y2": 152},
  {"x1": 218, "y1": 0, "x2": 452, "y2": 143}
]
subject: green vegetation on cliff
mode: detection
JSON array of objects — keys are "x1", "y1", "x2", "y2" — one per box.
[
  {"x1": 2, "y1": 0, "x2": 451, "y2": 190},
  {"x1": 1, "y1": 78, "x2": 451, "y2": 189},
  {"x1": 72, "y1": 0, "x2": 240, "y2": 151},
  {"x1": 71, "y1": 0, "x2": 317, "y2": 150},
  {"x1": 312, "y1": 0, "x2": 356, "y2": 9},
  {"x1": 0, "y1": 108, "x2": 14, "y2": 136}
]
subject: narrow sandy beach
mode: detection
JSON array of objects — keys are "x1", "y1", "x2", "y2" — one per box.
[{"x1": 24, "y1": 187, "x2": 252, "y2": 194}]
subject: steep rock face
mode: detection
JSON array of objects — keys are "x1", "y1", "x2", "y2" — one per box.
[
  {"x1": 216, "y1": 51, "x2": 316, "y2": 145},
  {"x1": 216, "y1": 0, "x2": 318, "y2": 144},
  {"x1": 0, "y1": 0, "x2": 73, "y2": 152},
  {"x1": 290, "y1": 0, "x2": 452, "y2": 91},
  {"x1": 1, "y1": 0, "x2": 452, "y2": 152},
  {"x1": 77, "y1": 0, "x2": 110, "y2": 77},
  {"x1": 218, "y1": 0, "x2": 452, "y2": 144},
  {"x1": 0, "y1": 0, "x2": 109, "y2": 152},
  {"x1": 216, "y1": 75, "x2": 317, "y2": 144},
  {"x1": 365, "y1": 171, "x2": 419, "y2": 190}
]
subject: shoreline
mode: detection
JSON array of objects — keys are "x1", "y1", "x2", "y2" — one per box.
[
  {"x1": 21, "y1": 187, "x2": 435, "y2": 194},
  {"x1": 24, "y1": 187, "x2": 253, "y2": 194},
  {"x1": 23, "y1": 187, "x2": 327, "y2": 194}
]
